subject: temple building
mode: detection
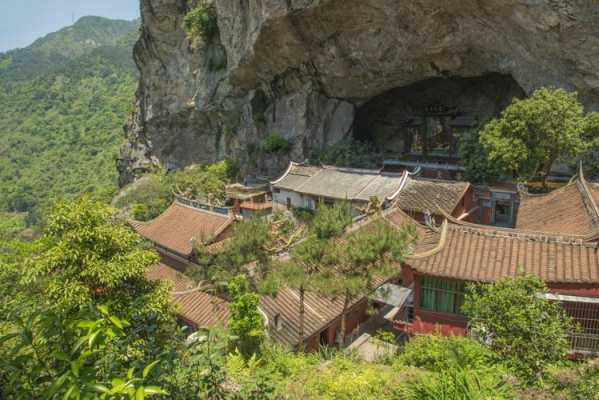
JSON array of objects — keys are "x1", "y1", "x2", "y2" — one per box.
[
  {"x1": 129, "y1": 163, "x2": 599, "y2": 355},
  {"x1": 392, "y1": 177, "x2": 473, "y2": 223},
  {"x1": 225, "y1": 183, "x2": 272, "y2": 218},
  {"x1": 129, "y1": 200, "x2": 236, "y2": 264},
  {"x1": 386, "y1": 206, "x2": 599, "y2": 355},
  {"x1": 130, "y1": 196, "x2": 390, "y2": 349},
  {"x1": 270, "y1": 162, "x2": 409, "y2": 215}
]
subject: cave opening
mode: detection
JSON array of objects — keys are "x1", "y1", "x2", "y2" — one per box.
[{"x1": 352, "y1": 74, "x2": 525, "y2": 164}]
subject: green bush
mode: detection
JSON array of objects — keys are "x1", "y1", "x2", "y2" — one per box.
[
  {"x1": 374, "y1": 329, "x2": 396, "y2": 344},
  {"x1": 184, "y1": 3, "x2": 218, "y2": 40},
  {"x1": 260, "y1": 133, "x2": 292, "y2": 154},
  {"x1": 397, "y1": 335, "x2": 497, "y2": 372},
  {"x1": 292, "y1": 207, "x2": 315, "y2": 223},
  {"x1": 405, "y1": 368, "x2": 514, "y2": 400},
  {"x1": 462, "y1": 274, "x2": 575, "y2": 383},
  {"x1": 114, "y1": 172, "x2": 174, "y2": 221},
  {"x1": 228, "y1": 276, "x2": 264, "y2": 359},
  {"x1": 310, "y1": 139, "x2": 382, "y2": 169}
]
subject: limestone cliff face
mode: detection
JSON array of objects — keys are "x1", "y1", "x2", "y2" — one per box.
[{"x1": 119, "y1": 0, "x2": 599, "y2": 184}]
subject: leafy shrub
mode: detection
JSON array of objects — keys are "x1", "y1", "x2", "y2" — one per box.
[
  {"x1": 173, "y1": 160, "x2": 236, "y2": 205},
  {"x1": 114, "y1": 172, "x2": 174, "y2": 221},
  {"x1": 184, "y1": 3, "x2": 218, "y2": 40},
  {"x1": 462, "y1": 274, "x2": 575, "y2": 383},
  {"x1": 310, "y1": 139, "x2": 382, "y2": 169},
  {"x1": 292, "y1": 207, "x2": 315, "y2": 223},
  {"x1": 300, "y1": 355, "x2": 406, "y2": 400},
  {"x1": 374, "y1": 329, "x2": 396, "y2": 344},
  {"x1": 397, "y1": 335, "x2": 497, "y2": 372},
  {"x1": 228, "y1": 276, "x2": 264, "y2": 358},
  {"x1": 405, "y1": 368, "x2": 514, "y2": 400},
  {"x1": 260, "y1": 133, "x2": 292, "y2": 154}
]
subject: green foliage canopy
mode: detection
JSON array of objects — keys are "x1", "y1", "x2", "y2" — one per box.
[
  {"x1": 24, "y1": 197, "x2": 171, "y2": 322},
  {"x1": 462, "y1": 274, "x2": 575, "y2": 382},
  {"x1": 479, "y1": 88, "x2": 592, "y2": 182},
  {"x1": 184, "y1": 3, "x2": 218, "y2": 40},
  {"x1": 228, "y1": 276, "x2": 264, "y2": 359},
  {"x1": 260, "y1": 133, "x2": 292, "y2": 154}
]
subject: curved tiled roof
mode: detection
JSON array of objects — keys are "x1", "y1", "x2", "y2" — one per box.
[
  {"x1": 384, "y1": 208, "x2": 442, "y2": 254},
  {"x1": 408, "y1": 219, "x2": 599, "y2": 284},
  {"x1": 517, "y1": 177, "x2": 599, "y2": 236},
  {"x1": 272, "y1": 162, "x2": 407, "y2": 202},
  {"x1": 394, "y1": 178, "x2": 470, "y2": 216},
  {"x1": 146, "y1": 263, "x2": 230, "y2": 328},
  {"x1": 130, "y1": 202, "x2": 234, "y2": 257}
]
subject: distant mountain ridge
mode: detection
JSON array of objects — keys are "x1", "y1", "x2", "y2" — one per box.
[
  {"x1": 0, "y1": 16, "x2": 140, "y2": 218},
  {"x1": 0, "y1": 16, "x2": 138, "y2": 81}
]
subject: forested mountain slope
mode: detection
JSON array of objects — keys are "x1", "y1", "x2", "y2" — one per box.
[{"x1": 0, "y1": 16, "x2": 139, "y2": 218}]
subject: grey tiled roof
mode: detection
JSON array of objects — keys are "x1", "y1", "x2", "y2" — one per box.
[
  {"x1": 394, "y1": 178, "x2": 470, "y2": 216},
  {"x1": 273, "y1": 163, "x2": 405, "y2": 202}
]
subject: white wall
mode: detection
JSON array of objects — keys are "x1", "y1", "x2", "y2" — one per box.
[{"x1": 273, "y1": 189, "x2": 315, "y2": 210}]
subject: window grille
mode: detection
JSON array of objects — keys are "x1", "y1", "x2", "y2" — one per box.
[
  {"x1": 420, "y1": 277, "x2": 465, "y2": 314},
  {"x1": 562, "y1": 301, "x2": 599, "y2": 355}
]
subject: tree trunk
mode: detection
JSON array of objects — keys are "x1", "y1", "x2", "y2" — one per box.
[
  {"x1": 298, "y1": 284, "x2": 305, "y2": 350},
  {"x1": 339, "y1": 289, "x2": 350, "y2": 347},
  {"x1": 541, "y1": 155, "x2": 557, "y2": 189}
]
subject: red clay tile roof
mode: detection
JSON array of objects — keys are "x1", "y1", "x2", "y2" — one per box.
[
  {"x1": 130, "y1": 202, "x2": 234, "y2": 257},
  {"x1": 384, "y1": 207, "x2": 443, "y2": 254},
  {"x1": 516, "y1": 178, "x2": 599, "y2": 236},
  {"x1": 408, "y1": 220, "x2": 599, "y2": 284},
  {"x1": 394, "y1": 178, "x2": 470, "y2": 216},
  {"x1": 146, "y1": 263, "x2": 230, "y2": 328},
  {"x1": 259, "y1": 287, "x2": 367, "y2": 347}
]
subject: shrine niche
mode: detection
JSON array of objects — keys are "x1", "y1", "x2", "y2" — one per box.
[{"x1": 353, "y1": 74, "x2": 525, "y2": 161}]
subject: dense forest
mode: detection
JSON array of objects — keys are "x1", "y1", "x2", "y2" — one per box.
[{"x1": 0, "y1": 16, "x2": 139, "y2": 221}]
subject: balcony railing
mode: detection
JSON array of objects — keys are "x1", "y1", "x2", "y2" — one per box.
[{"x1": 570, "y1": 332, "x2": 599, "y2": 355}]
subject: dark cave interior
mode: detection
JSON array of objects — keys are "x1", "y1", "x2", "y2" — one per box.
[{"x1": 353, "y1": 74, "x2": 525, "y2": 162}]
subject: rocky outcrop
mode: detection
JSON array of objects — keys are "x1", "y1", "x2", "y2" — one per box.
[{"x1": 119, "y1": 0, "x2": 599, "y2": 184}]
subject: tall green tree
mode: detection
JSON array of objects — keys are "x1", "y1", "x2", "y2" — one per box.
[
  {"x1": 0, "y1": 305, "x2": 168, "y2": 399},
  {"x1": 23, "y1": 196, "x2": 172, "y2": 323},
  {"x1": 479, "y1": 88, "x2": 592, "y2": 184},
  {"x1": 459, "y1": 128, "x2": 503, "y2": 184},
  {"x1": 228, "y1": 276, "x2": 264, "y2": 358},
  {"x1": 265, "y1": 202, "x2": 352, "y2": 348},
  {"x1": 279, "y1": 235, "x2": 334, "y2": 347},
  {"x1": 462, "y1": 274, "x2": 575, "y2": 382},
  {"x1": 312, "y1": 201, "x2": 353, "y2": 240},
  {"x1": 323, "y1": 219, "x2": 416, "y2": 345}
]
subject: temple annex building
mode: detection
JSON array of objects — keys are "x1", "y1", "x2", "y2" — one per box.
[{"x1": 130, "y1": 164, "x2": 599, "y2": 355}]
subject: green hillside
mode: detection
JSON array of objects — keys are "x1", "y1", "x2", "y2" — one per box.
[{"x1": 0, "y1": 17, "x2": 139, "y2": 220}]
